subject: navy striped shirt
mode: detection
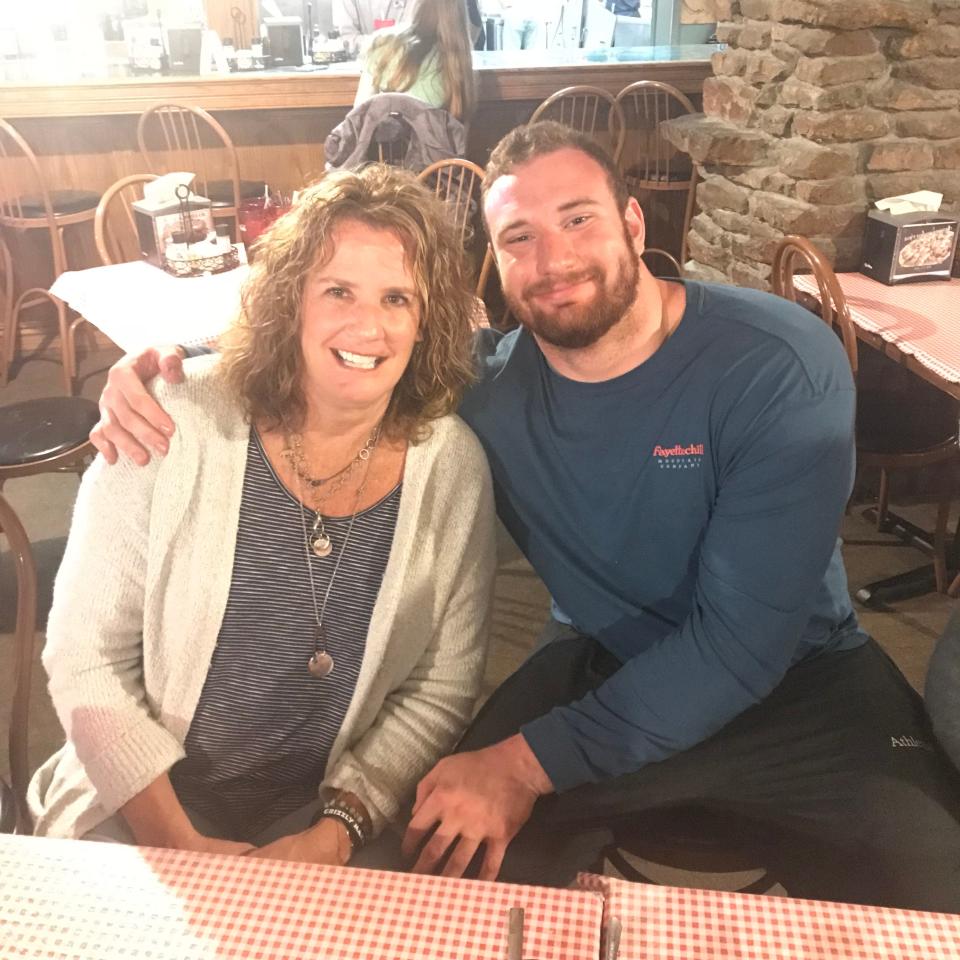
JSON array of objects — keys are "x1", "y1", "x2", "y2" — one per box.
[{"x1": 170, "y1": 429, "x2": 400, "y2": 839}]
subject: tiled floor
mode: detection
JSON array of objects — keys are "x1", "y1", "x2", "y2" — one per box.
[{"x1": 1, "y1": 347, "x2": 957, "y2": 892}]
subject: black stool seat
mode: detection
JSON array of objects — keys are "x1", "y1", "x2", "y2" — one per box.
[
  {"x1": 608, "y1": 805, "x2": 783, "y2": 895},
  {"x1": 206, "y1": 178, "x2": 270, "y2": 207},
  {"x1": 857, "y1": 386, "x2": 959, "y2": 456},
  {"x1": 0, "y1": 397, "x2": 99, "y2": 467},
  {"x1": 15, "y1": 189, "x2": 101, "y2": 218}
]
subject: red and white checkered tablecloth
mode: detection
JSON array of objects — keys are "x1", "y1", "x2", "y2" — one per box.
[
  {"x1": 578, "y1": 874, "x2": 960, "y2": 960},
  {"x1": 0, "y1": 835, "x2": 602, "y2": 960},
  {"x1": 792, "y1": 273, "x2": 960, "y2": 389}
]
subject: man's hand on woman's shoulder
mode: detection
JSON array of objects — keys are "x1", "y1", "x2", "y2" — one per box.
[{"x1": 91, "y1": 345, "x2": 186, "y2": 465}]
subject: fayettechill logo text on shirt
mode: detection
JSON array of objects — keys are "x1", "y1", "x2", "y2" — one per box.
[{"x1": 653, "y1": 443, "x2": 704, "y2": 470}]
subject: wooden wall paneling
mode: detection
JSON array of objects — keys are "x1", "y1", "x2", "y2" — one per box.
[{"x1": 0, "y1": 59, "x2": 711, "y2": 118}]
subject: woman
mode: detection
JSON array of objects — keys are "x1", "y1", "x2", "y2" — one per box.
[
  {"x1": 353, "y1": 0, "x2": 476, "y2": 122},
  {"x1": 28, "y1": 165, "x2": 496, "y2": 866}
]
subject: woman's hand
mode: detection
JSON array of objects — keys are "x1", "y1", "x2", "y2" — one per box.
[
  {"x1": 250, "y1": 817, "x2": 352, "y2": 865},
  {"x1": 120, "y1": 775, "x2": 255, "y2": 855},
  {"x1": 190, "y1": 836, "x2": 256, "y2": 856}
]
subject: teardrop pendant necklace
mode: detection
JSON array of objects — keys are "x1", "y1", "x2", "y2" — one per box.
[{"x1": 291, "y1": 424, "x2": 381, "y2": 678}]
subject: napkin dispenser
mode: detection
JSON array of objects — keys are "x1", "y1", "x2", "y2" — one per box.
[
  {"x1": 132, "y1": 173, "x2": 214, "y2": 266},
  {"x1": 861, "y1": 190, "x2": 959, "y2": 285}
]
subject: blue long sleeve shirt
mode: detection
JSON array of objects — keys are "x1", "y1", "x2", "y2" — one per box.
[{"x1": 458, "y1": 280, "x2": 867, "y2": 793}]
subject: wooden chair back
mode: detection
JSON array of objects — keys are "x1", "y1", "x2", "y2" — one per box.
[
  {"x1": 616, "y1": 81, "x2": 698, "y2": 263},
  {"x1": 95, "y1": 174, "x2": 158, "y2": 266},
  {"x1": 418, "y1": 158, "x2": 488, "y2": 296},
  {"x1": 417, "y1": 158, "x2": 485, "y2": 243},
  {"x1": 771, "y1": 235, "x2": 859, "y2": 376},
  {"x1": 0, "y1": 396, "x2": 96, "y2": 832},
  {"x1": 137, "y1": 103, "x2": 242, "y2": 214},
  {"x1": 529, "y1": 86, "x2": 626, "y2": 163},
  {"x1": 0, "y1": 118, "x2": 68, "y2": 274},
  {"x1": 0, "y1": 490, "x2": 38, "y2": 834},
  {"x1": 615, "y1": 81, "x2": 696, "y2": 186},
  {"x1": 376, "y1": 139, "x2": 408, "y2": 166},
  {"x1": 642, "y1": 247, "x2": 684, "y2": 278},
  {"x1": 0, "y1": 234, "x2": 12, "y2": 354}
]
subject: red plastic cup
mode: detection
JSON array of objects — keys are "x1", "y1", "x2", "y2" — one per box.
[{"x1": 238, "y1": 198, "x2": 269, "y2": 246}]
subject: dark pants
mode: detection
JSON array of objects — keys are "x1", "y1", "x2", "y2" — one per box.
[{"x1": 457, "y1": 625, "x2": 960, "y2": 913}]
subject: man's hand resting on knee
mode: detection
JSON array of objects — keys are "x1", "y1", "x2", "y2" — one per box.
[
  {"x1": 402, "y1": 734, "x2": 553, "y2": 881},
  {"x1": 91, "y1": 345, "x2": 187, "y2": 465}
]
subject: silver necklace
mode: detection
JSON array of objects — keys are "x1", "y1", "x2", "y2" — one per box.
[
  {"x1": 292, "y1": 429, "x2": 380, "y2": 679},
  {"x1": 286, "y1": 426, "x2": 381, "y2": 557},
  {"x1": 286, "y1": 429, "x2": 379, "y2": 489}
]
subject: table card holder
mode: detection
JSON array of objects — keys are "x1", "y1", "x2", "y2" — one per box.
[
  {"x1": 133, "y1": 172, "x2": 213, "y2": 269},
  {"x1": 162, "y1": 184, "x2": 239, "y2": 277},
  {"x1": 862, "y1": 190, "x2": 960, "y2": 285}
]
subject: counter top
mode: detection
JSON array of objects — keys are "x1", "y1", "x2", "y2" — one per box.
[{"x1": 0, "y1": 45, "x2": 716, "y2": 117}]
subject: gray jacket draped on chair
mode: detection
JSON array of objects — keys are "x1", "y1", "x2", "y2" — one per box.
[{"x1": 324, "y1": 93, "x2": 467, "y2": 172}]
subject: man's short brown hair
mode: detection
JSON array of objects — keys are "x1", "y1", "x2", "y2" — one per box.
[{"x1": 481, "y1": 121, "x2": 630, "y2": 221}]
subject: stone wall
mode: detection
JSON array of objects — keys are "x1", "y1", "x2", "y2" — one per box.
[{"x1": 662, "y1": 0, "x2": 960, "y2": 289}]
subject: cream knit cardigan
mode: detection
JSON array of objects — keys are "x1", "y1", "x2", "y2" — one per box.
[{"x1": 29, "y1": 357, "x2": 496, "y2": 839}]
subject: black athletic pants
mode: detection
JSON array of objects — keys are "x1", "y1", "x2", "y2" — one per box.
[{"x1": 455, "y1": 625, "x2": 960, "y2": 913}]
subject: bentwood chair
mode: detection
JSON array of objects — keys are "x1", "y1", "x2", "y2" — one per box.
[
  {"x1": 417, "y1": 159, "x2": 491, "y2": 297},
  {"x1": 773, "y1": 236, "x2": 960, "y2": 595},
  {"x1": 615, "y1": 81, "x2": 699, "y2": 264},
  {"x1": 529, "y1": 86, "x2": 626, "y2": 164},
  {"x1": 0, "y1": 235, "x2": 12, "y2": 368},
  {"x1": 94, "y1": 174, "x2": 159, "y2": 266},
  {"x1": 137, "y1": 103, "x2": 266, "y2": 239},
  {"x1": 0, "y1": 119, "x2": 100, "y2": 394},
  {"x1": 0, "y1": 397, "x2": 98, "y2": 834},
  {"x1": 642, "y1": 247, "x2": 684, "y2": 279},
  {"x1": 605, "y1": 806, "x2": 784, "y2": 895}
]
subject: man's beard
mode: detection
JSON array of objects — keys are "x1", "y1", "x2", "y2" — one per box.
[{"x1": 507, "y1": 229, "x2": 640, "y2": 350}]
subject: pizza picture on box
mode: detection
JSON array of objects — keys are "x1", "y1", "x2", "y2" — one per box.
[{"x1": 897, "y1": 227, "x2": 956, "y2": 269}]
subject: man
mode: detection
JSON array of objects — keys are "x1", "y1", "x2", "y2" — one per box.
[{"x1": 90, "y1": 124, "x2": 960, "y2": 911}]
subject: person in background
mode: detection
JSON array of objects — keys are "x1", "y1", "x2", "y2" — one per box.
[
  {"x1": 482, "y1": 0, "x2": 559, "y2": 51},
  {"x1": 354, "y1": 0, "x2": 476, "y2": 122},
  {"x1": 334, "y1": 0, "x2": 411, "y2": 55},
  {"x1": 926, "y1": 607, "x2": 960, "y2": 773},
  {"x1": 466, "y1": 0, "x2": 484, "y2": 47},
  {"x1": 606, "y1": 0, "x2": 641, "y2": 15},
  {"x1": 28, "y1": 166, "x2": 496, "y2": 866}
]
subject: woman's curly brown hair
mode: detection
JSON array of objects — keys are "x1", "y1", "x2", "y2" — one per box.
[{"x1": 219, "y1": 165, "x2": 476, "y2": 442}]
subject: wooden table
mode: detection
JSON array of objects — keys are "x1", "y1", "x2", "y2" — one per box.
[
  {"x1": 49, "y1": 259, "x2": 249, "y2": 353},
  {"x1": 793, "y1": 273, "x2": 960, "y2": 402},
  {"x1": 793, "y1": 272, "x2": 960, "y2": 601}
]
